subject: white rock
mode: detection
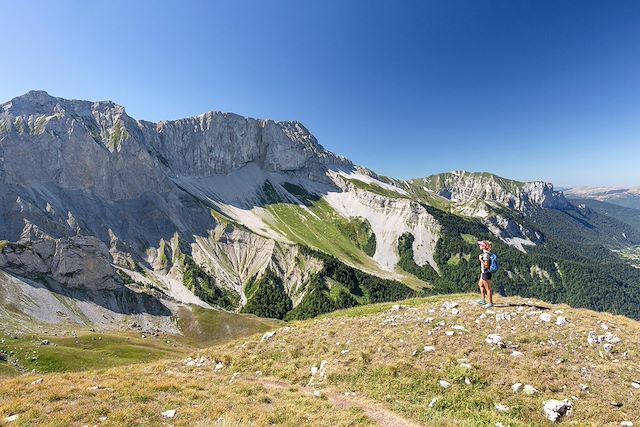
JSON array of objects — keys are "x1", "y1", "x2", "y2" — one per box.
[
  {"x1": 631, "y1": 381, "x2": 640, "y2": 389},
  {"x1": 587, "y1": 331, "x2": 601, "y2": 345},
  {"x1": 523, "y1": 384, "x2": 538, "y2": 395},
  {"x1": 464, "y1": 377, "x2": 472, "y2": 385},
  {"x1": 452, "y1": 325, "x2": 466, "y2": 331},
  {"x1": 543, "y1": 399, "x2": 572, "y2": 422},
  {"x1": 428, "y1": 397, "x2": 438, "y2": 408},
  {"x1": 443, "y1": 301, "x2": 458, "y2": 310},
  {"x1": 424, "y1": 317, "x2": 434, "y2": 323},
  {"x1": 600, "y1": 323, "x2": 609, "y2": 330},
  {"x1": 214, "y1": 362, "x2": 224, "y2": 370},
  {"x1": 445, "y1": 331, "x2": 455, "y2": 336},
  {"x1": 539, "y1": 313, "x2": 552, "y2": 322},
  {"x1": 485, "y1": 334, "x2": 503, "y2": 345},
  {"x1": 451, "y1": 308, "x2": 460, "y2": 315},
  {"x1": 511, "y1": 351, "x2": 524, "y2": 357},
  {"x1": 4, "y1": 415, "x2": 19, "y2": 423},
  {"x1": 620, "y1": 422, "x2": 633, "y2": 427},
  {"x1": 579, "y1": 383, "x2": 589, "y2": 391},
  {"x1": 496, "y1": 312, "x2": 512, "y2": 322},
  {"x1": 494, "y1": 403, "x2": 510, "y2": 412},
  {"x1": 390, "y1": 304, "x2": 403, "y2": 311},
  {"x1": 512, "y1": 383, "x2": 523, "y2": 392},
  {"x1": 313, "y1": 390, "x2": 322, "y2": 398},
  {"x1": 603, "y1": 343, "x2": 614, "y2": 353},
  {"x1": 423, "y1": 345, "x2": 436, "y2": 353},
  {"x1": 30, "y1": 378, "x2": 44, "y2": 385},
  {"x1": 261, "y1": 331, "x2": 276, "y2": 342},
  {"x1": 439, "y1": 380, "x2": 451, "y2": 389},
  {"x1": 555, "y1": 316, "x2": 568, "y2": 326},
  {"x1": 161, "y1": 409, "x2": 176, "y2": 418},
  {"x1": 604, "y1": 332, "x2": 621, "y2": 344}
]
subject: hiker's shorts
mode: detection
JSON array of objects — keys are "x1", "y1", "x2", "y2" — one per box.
[{"x1": 481, "y1": 272, "x2": 492, "y2": 280}]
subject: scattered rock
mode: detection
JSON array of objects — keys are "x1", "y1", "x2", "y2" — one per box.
[
  {"x1": 631, "y1": 381, "x2": 640, "y2": 389},
  {"x1": 604, "y1": 333, "x2": 622, "y2": 344},
  {"x1": 496, "y1": 312, "x2": 512, "y2": 322},
  {"x1": 523, "y1": 384, "x2": 538, "y2": 395},
  {"x1": 214, "y1": 362, "x2": 224, "y2": 370},
  {"x1": 4, "y1": 415, "x2": 19, "y2": 423},
  {"x1": 30, "y1": 378, "x2": 43, "y2": 385},
  {"x1": 443, "y1": 302, "x2": 458, "y2": 310},
  {"x1": 485, "y1": 334, "x2": 504, "y2": 347},
  {"x1": 445, "y1": 331, "x2": 455, "y2": 336},
  {"x1": 543, "y1": 399, "x2": 573, "y2": 422},
  {"x1": 423, "y1": 345, "x2": 436, "y2": 353},
  {"x1": 40, "y1": 339, "x2": 50, "y2": 346},
  {"x1": 620, "y1": 421, "x2": 634, "y2": 427},
  {"x1": 579, "y1": 383, "x2": 589, "y2": 391},
  {"x1": 587, "y1": 331, "x2": 601, "y2": 345},
  {"x1": 603, "y1": 343, "x2": 614, "y2": 353},
  {"x1": 459, "y1": 363, "x2": 472, "y2": 369},
  {"x1": 390, "y1": 304, "x2": 403, "y2": 311},
  {"x1": 539, "y1": 313, "x2": 552, "y2": 322},
  {"x1": 261, "y1": 331, "x2": 276, "y2": 342},
  {"x1": 428, "y1": 397, "x2": 438, "y2": 408},
  {"x1": 439, "y1": 380, "x2": 451, "y2": 389},
  {"x1": 512, "y1": 383, "x2": 523, "y2": 392},
  {"x1": 555, "y1": 316, "x2": 568, "y2": 326},
  {"x1": 160, "y1": 409, "x2": 176, "y2": 418},
  {"x1": 451, "y1": 308, "x2": 461, "y2": 315},
  {"x1": 424, "y1": 317, "x2": 434, "y2": 323},
  {"x1": 511, "y1": 351, "x2": 524, "y2": 357},
  {"x1": 494, "y1": 403, "x2": 510, "y2": 412}
]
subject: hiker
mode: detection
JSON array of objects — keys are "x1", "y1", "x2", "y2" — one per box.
[{"x1": 477, "y1": 240, "x2": 494, "y2": 308}]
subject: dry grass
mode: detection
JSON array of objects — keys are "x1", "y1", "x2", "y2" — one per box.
[{"x1": 1, "y1": 294, "x2": 639, "y2": 426}]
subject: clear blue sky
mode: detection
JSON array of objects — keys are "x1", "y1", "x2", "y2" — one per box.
[{"x1": 2, "y1": 0, "x2": 639, "y2": 187}]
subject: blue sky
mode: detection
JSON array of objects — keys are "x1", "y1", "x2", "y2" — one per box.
[{"x1": 2, "y1": 0, "x2": 639, "y2": 187}]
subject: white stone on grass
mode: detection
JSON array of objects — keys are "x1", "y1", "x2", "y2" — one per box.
[
  {"x1": 261, "y1": 331, "x2": 276, "y2": 342},
  {"x1": 539, "y1": 313, "x2": 552, "y2": 322},
  {"x1": 423, "y1": 345, "x2": 436, "y2": 353},
  {"x1": 510, "y1": 350, "x2": 524, "y2": 357},
  {"x1": 494, "y1": 403, "x2": 510, "y2": 412},
  {"x1": 523, "y1": 384, "x2": 538, "y2": 395},
  {"x1": 555, "y1": 316, "x2": 568, "y2": 326},
  {"x1": 4, "y1": 415, "x2": 19, "y2": 423},
  {"x1": 485, "y1": 334, "x2": 503, "y2": 345},
  {"x1": 543, "y1": 399, "x2": 572, "y2": 422},
  {"x1": 512, "y1": 383, "x2": 523, "y2": 392},
  {"x1": 439, "y1": 380, "x2": 451, "y2": 389},
  {"x1": 161, "y1": 409, "x2": 176, "y2": 418},
  {"x1": 428, "y1": 397, "x2": 438, "y2": 408}
]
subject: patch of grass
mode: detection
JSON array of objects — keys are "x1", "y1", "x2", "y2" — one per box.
[
  {"x1": 461, "y1": 233, "x2": 478, "y2": 245},
  {"x1": 176, "y1": 305, "x2": 281, "y2": 347}
]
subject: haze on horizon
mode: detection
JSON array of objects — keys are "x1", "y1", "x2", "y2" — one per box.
[{"x1": 1, "y1": 0, "x2": 639, "y2": 188}]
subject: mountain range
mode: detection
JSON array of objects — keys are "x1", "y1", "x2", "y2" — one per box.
[{"x1": 1, "y1": 90, "x2": 640, "y2": 331}]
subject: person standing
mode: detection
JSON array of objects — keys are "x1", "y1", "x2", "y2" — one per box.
[{"x1": 476, "y1": 240, "x2": 494, "y2": 308}]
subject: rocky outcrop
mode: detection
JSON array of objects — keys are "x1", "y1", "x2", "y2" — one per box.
[
  {"x1": 0, "y1": 236, "x2": 120, "y2": 290},
  {"x1": 414, "y1": 171, "x2": 572, "y2": 212}
]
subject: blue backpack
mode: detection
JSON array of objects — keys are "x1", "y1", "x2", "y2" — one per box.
[{"x1": 489, "y1": 253, "x2": 499, "y2": 273}]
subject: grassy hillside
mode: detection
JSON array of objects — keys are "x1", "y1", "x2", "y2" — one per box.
[{"x1": 1, "y1": 295, "x2": 638, "y2": 426}]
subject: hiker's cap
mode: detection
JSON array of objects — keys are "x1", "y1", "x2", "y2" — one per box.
[{"x1": 477, "y1": 240, "x2": 492, "y2": 249}]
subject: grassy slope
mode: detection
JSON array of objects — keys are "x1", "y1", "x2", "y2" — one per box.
[
  {"x1": 2, "y1": 295, "x2": 638, "y2": 426},
  {"x1": 0, "y1": 305, "x2": 281, "y2": 377}
]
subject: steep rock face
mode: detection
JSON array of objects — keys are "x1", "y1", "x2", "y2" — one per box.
[
  {"x1": 0, "y1": 236, "x2": 121, "y2": 290},
  {"x1": 184, "y1": 223, "x2": 322, "y2": 303},
  {"x1": 326, "y1": 172, "x2": 440, "y2": 272},
  {"x1": 416, "y1": 171, "x2": 571, "y2": 212}
]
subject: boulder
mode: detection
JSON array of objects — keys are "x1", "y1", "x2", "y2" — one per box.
[{"x1": 260, "y1": 331, "x2": 276, "y2": 342}]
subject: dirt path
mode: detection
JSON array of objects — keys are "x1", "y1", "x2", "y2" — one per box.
[{"x1": 240, "y1": 376, "x2": 424, "y2": 427}]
